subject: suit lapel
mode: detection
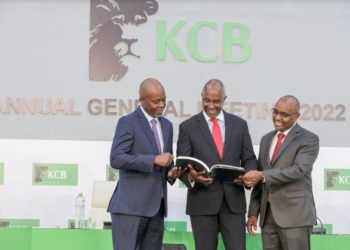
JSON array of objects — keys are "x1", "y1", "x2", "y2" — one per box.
[
  {"x1": 136, "y1": 107, "x2": 159, "y2": 154},
  {"x1": 222, "y1": 112, "x2": 233, "y2": 160},
  {"x1": 159, "y1": 117, "x2": 169, "y2": 152},
  {"x1": 264, "y1": 132, "x2": 276, "y2": 167}
]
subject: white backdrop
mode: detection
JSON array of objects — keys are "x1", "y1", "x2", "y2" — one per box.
[
  {"x1": 0, "y1": 0, "x2": 349, "y2": 234},
  {"x1": 0, "y1": 139, "x2": 349, "y2": 234}
]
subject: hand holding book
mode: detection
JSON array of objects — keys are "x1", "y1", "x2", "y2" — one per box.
[
  {"x1": 168, "y1": 166, "x2": 188, "y2": 180},
  {"x1": 176, "y1": 156, "x2": 246, "y2": 182},
  {"x1": 186, "y1": 164, "x2": 214, "y2": 186}
]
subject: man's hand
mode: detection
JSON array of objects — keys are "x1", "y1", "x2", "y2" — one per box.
[
  {"x1": 187, "y1": 164, "x2": 213, "y2": 186},
  {"x1": 246, "y1": 216, "x2": 258, "y2": 236},
  {"x1": 168, "y1": 166, "x2": 187, "y2": 179},
  {"x1": 240, "y1": 170, "x2": 263, "y2": 187},
  {"x1": 155, "y1": 153, "x2": 173, "y2": 167},
  {"x1": 233, "y1": 175, "x2": 245, "y2": 186}
]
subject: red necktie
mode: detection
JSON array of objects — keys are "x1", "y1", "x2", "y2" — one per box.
[
  {"x1": 270, "y1": 133, "x2": 285, "y2": 163},
  {"x1": 211, "y1": 118, "x2": 223, "y2": 159}
]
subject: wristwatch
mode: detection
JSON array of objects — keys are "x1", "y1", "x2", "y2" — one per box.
[{"x1": 261, "y1": 173, "x2": 266, "y2": 183}]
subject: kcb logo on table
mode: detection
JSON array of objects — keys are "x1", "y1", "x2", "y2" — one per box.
[
  {"x1": 32, "y1": 163, "x2": 78, "y2": 186},
  {"x1": 324, "y1": 169, "x2": 350, "y2": 190}
]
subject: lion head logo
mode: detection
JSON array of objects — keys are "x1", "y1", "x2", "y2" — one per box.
[
  {"x1": 89, "y1": 0, "x2": 159, "y2": 81},
  {"x1": 34, "y1": 166, "x2": 48, "y2": 182},
  {"x1": 326, "y1": 171, "x2": 339, "y2": 188}
]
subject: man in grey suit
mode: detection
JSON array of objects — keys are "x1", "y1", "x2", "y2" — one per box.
[
  {"x1": 108, "y1": 78, "x2": 183, "y2": 250},
  {"x1": 177, "y1": 79, "x2": 257, "y2": 250},
  {"x1": 241, "y1": 95, "x2": 319, "y2": 250}
]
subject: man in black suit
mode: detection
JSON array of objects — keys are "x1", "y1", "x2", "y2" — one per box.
[{"x1": 176, "y1": 79, "x2": 257, "y2": 250}]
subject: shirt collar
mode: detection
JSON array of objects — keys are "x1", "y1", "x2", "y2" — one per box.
[
  {"x1": 202, "y1": 110, "x2": 224, "y2": 122},
  {"x1": 140, "y1": 105, "x2": 158, "y2": 123}
]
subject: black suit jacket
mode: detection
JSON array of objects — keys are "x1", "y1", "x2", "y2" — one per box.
[{"x1": 177, "y1": 111, "x2": 257, "y2": 215}]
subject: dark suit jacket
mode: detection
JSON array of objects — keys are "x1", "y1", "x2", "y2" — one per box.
[
  {"x1": 108, "y1": 106, "x2": 173, "y2": 217},
  {"x1": 177, "y1": 111, "x2": 257, "y2": 215},
  {"x1": 248, "y1": 124, "x2": 319, "y2": 228}
]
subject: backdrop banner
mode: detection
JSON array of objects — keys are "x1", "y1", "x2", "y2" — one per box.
[{"x1": 0, "y1": 0, "x2": 349, "y2": 236}]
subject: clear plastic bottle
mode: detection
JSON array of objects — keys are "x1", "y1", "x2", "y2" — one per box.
[{"x1": 75, "y1": 193, "x2": 85, "y2": 229}]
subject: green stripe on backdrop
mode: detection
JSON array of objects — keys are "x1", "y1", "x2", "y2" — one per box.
[
  {"x1": 0, "y1": 228, "x2": 349, "y2": 250},
  {"x1": 164, "y1": 232, "x2": 263, "y2": 250},
  {"x1": 0, "y1": 228, "x2": 32, "y2": 250}
]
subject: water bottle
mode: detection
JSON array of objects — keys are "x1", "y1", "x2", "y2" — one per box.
[{"x1": 75, "y1": 193, "x2": 85, "y2": 229}]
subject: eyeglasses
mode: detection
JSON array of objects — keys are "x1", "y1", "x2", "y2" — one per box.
[{"x1": 271, "y1": 108, "x2": 299, "y2": 118}]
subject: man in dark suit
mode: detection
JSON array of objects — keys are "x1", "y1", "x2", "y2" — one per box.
[
  {"x1": 176, "y1": 79, "x2": 257, "y2": 250},
  {"x1": 242, "y1": 95, "x2": 319, "y2": 250},
  {"x1": 108, "y1": 78, "x2": 182, "y2": 250}
]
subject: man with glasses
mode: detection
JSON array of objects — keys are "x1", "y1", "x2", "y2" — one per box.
[
  {"x1": 241, "y1": 95, "x2": 319, "y2": 250},
  {"x1": 176, "y1": 79, "x2": 257, "y2": 250}
]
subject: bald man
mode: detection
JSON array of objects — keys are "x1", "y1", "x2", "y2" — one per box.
[
  {"x1": 108, "y1": 78, "x2": 182, "y2": 250},
  {"x1": 241, "y1": 95, "x2": 319, "y2": 250},
  {"x1": 177, "y1": 79, "x2": 257, "y2": 250}
]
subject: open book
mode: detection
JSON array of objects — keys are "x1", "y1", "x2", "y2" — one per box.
[{"x1": 175, "y1": 156, "x2": 246, "y2": 182}]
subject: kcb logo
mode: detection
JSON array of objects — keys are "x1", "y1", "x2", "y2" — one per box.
[
  {"x1": 48, "y1": 170, "x2": 67, "y2": 179},
  {"x1": 324, "y1": 169, "x2": 350, "y2": 191},
  {"x1": 33, "y1": 163, "x2": 78, "y2": 186}
]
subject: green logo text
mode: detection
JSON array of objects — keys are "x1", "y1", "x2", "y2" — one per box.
[{"x1": 157, "y1": 20, "x2": 250, "y2": 63}]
